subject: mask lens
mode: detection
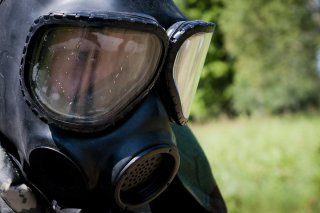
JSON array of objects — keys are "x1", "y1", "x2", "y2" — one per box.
[
  {"x1": 30, "y1": 26, "x2": 162, "y2": 121},
  {"x1": 173, "y1": 32, "x2": 213, "y2": 118}
]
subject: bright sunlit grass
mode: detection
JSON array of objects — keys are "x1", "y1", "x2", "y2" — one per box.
[{"x1": 189, "y1": 113, "x2": 320, "y2": 213}]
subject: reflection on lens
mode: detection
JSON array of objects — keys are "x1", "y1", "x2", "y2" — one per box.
[
  {"x1": 30, "y1": 26, "x2": 162, "y2": 121},
  {"x1": 173, "y1": 32, "x2": 213, "y2": 118}
]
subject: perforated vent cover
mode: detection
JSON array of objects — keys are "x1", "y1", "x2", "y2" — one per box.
[
  {"x1": 114, "y1": 146, "x2": 180, "y2": 210},
  {"x1": 120, "y1": 154, "x2": 162, "y2": 191}
]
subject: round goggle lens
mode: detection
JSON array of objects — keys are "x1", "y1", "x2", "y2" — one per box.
[{"x1": 30, "y1": 26, "x2": 162, "y2": 122}]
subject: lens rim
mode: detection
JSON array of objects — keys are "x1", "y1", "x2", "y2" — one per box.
[
  {"x1": 20, "y1": 11, "x2": 169, "y2": 132},
  {"x1": 161, "y1": 20, "x2": 215, "y2": 125}
]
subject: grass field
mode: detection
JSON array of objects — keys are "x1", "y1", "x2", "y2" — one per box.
[{"x1": 189, "y1": 113, "x2": 320, "y2": 213}]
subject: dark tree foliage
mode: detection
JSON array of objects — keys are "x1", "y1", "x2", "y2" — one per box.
[{"x1": 220, "y1": 0, "x2": 320, "y2": 115}]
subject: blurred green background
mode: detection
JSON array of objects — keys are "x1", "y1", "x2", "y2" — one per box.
[{"x1": 173, "y1": 0, "x2": 320, "y2": 212}]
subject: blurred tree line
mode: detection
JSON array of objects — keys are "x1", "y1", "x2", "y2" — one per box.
[{"x1": 173, "y1": 0, "x2": 320, "y2": 120}]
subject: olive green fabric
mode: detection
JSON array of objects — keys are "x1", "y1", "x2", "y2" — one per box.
[{"x1": 172, "y1": 124, "x2": 227, "y2": 212}]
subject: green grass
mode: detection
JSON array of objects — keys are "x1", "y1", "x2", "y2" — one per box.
[{"x1": 189, "y1": 113, "x2": 320, "y2": 213}]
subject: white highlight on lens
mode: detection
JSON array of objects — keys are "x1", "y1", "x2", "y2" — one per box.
[
  {"x1": 51, "y1": 93, "x2": 60, "y2": 101},
  {"x1": 32, "y1": 63, "x2": 39, "y2": 82}
]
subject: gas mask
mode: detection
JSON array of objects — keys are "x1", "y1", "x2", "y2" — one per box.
[{"x1": 0, "y1": 0, "x2": 214, "y2": 211}]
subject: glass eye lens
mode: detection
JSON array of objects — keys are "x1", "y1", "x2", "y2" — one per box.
[
  {"x1": 173, "y1": 32, "x2": 213, "y2": 118},
  {"x1": 29, "y1": 26, "x2": 162, "y2": 121}
]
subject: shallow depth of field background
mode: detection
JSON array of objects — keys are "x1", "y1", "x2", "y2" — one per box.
[
  {"x1": 173, "y1": 0, "x2": 320, "y2": 212},
  {"x1": 190, "y1": 114, "x2": 320, "y2": 213}
]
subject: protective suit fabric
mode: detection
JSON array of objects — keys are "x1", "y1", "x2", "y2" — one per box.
[{"x1": 173, "y1": 124, "x2": 227, "y2": 212}]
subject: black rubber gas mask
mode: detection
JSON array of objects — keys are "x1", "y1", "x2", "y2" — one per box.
[{"x1": 0, "y1": 0, "x2": 214, "y2": 211}]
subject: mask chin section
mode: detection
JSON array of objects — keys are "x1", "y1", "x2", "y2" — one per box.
[
  {"x1": 27, "y1": 147, "x2": 89, "y2": 207},
  {"x1": 113, "y1": 145, "x2": 180, "y2": 210}
]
